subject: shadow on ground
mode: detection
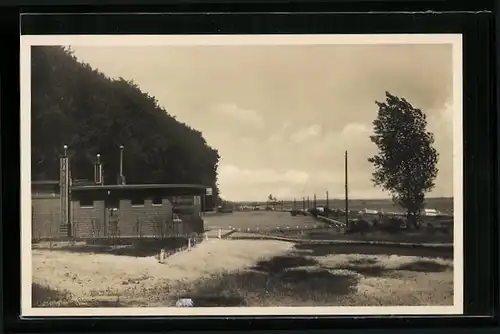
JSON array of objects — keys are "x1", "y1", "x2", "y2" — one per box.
[
  {"x1": 294, "y1": 243, "x2": 453, "y2": 259},
  {"x1": 32, "y1": 283, "x2": 129, "y2": 307},
  {"x1": 397, "y1": 260, "x2": 451, "y2": 272},
  {"x1": 170, "y1": 254, "x2": 357, "y2": 307},
  {"x1": 35, "y1": 238, "x2": 192, "y2": 257},
  {"x1": 32, "y1": 283, "x2": 73, "y2": 307},
  {"x1": 252, "y1": 255, "x2": 319, "y2": 273}
]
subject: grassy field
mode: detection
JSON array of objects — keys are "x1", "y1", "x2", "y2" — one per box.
[
  {"x1": 203, "y1": 210, "x2": 453, "y2": 246},
  {"x1": 248, "y1": 228, "x2": 453, "y2": 245},
  {"x1": 32, "y1": 238, "x2": 453, "y2": 308},
  {"x1": 203, "y1": 211, "x2": 319, "y2": 230}
]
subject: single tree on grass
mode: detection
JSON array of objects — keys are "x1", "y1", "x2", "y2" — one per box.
[{"x1": 368, "y1": 92, "x2": 439, "y2": 229}]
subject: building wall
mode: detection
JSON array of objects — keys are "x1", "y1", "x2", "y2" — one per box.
[
  {"x1": 71, "y1": 194, "x2": 203, "y2": 238},
  {"x1": 32, "y1": 195, "x2": 61, "y2": 239},
  {"x1": 72, "y1": 199, "x2": 105, "y2": 238},
  {"x1": 119, "y1": 198, "x2": 173, "y2": 237}
]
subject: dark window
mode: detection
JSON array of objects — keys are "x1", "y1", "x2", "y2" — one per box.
[
  {"x1": 152, "y1": 197, "x2": 162, "y2": 206},
  {"x1": 106, "y1": 196, "x2": 120, "y2": 208},
  {"x1": 80, "y1": 198, "x2": 94, "y2": 207},
  {"x1": 131, "y1": 197, "x2": 144, "y2": 206}
]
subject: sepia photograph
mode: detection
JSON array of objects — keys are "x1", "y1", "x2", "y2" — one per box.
[{"x1": 20, "y1": 34, "x2": 463, "y2": 317}]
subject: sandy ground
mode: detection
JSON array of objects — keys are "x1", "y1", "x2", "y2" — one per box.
[
  {"x1": 32, "y1": 239, "x2": 453, "y2": 307},
  {"x1": 32, "y1": 239, "x2": 294, "y2": 306}
]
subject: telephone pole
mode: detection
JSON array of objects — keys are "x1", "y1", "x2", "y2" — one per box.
[
  {"x1": 345, "y1": 150, "x2": 349, "y2": 231},
  {"x1": 326, "y1": 190, "x2": 329, "y2": 217}
]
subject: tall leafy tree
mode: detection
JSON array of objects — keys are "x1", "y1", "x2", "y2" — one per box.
[
  {"x1": 31, "y1": 46, "x2": 220, "y2": 204},
  {"x1": 368, "y1": 92, "x2": 439, "y2": 229}
]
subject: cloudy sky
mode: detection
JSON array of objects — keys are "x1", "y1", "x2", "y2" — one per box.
[{"x1": 69, "y1": 42, "x2": 455, "y2": 202}]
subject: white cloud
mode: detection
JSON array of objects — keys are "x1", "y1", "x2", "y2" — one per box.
[
  {"x1": 308, "y1": 122, "x2": 372, "y2": 159},
  {"x1": 282, "y1": 121, "x2": 292, "y2": 130},
  {"x1": 268, "y1": 120, "x2": 294, "y2": 143},
  {"x1": 290, "y1": 124, "x2": 322, "y2": 143},
  {"x1": 218, "y1": 164, "x2": 310, "y2": 186},
  {"x1": 211, "y1": 103, "x2": 264, "y2": 127},
  {"x1": 268, "y1": 134, "x2": 282, "y2": 143}
]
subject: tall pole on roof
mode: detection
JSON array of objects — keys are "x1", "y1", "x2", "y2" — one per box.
[
  {"x1": 60, "y1": 145, "x2": 70, "y2": 237},
  {"x1": 119, "y1": 145, "x2": 125, "y2": 185},
  {"x1": 95, "y1": 153, "x2": 103, "y2": 185}
]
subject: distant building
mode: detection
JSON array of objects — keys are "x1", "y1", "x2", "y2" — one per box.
[
  {"x1": 363, "y1": 208, "x2": 379, "y2": 215},
  {"x1": 421, "y1": 208, "x2": 441, "y2": 216}
]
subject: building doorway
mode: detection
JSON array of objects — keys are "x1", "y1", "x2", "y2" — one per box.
[{"x1": 105, "y1": 194, "x2": 120, "y2": 237}]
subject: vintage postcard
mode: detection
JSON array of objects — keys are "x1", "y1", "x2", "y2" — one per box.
[{"x1": 20, "y1": 34, "x2": 463, "y2": 317}]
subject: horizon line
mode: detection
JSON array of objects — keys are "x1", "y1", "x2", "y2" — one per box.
[{"x1": 224, "y1": 196, "x2": 454, "y2": 203}]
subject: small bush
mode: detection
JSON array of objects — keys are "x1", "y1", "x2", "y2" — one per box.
[
  {"x1": 346, "y1": 219, "x2": 371, "y2": 234},
  {"x1": 378, "y1": 218, "x2": 404, "y2": 234},
  {"x1": 308, "y1": 208, "x2": 320, "y2": 217}
]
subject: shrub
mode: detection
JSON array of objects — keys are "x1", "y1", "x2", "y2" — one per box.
[
  {"x1": 308, "y1": 208, "x2": 320, "y2": 217},
  {"x1": 378, "y1": 217, "x2": 404, "y2": 234},
  {"x1": 346, "y1": 219, "x2": 371, "y2": 234}
]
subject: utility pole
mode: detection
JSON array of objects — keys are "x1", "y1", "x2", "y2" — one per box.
[
  {"x1": 326, "y1": 190, "x2": 329, "y2": 217},
  {"x1": 345, "y1": 150, "x2": 349, "y2": 232}
]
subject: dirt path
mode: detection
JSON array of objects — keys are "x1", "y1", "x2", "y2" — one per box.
[{"x1": 32, "y1": 239, "x2": 294, "y2": 306}]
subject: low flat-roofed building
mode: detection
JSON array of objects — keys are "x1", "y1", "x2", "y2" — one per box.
[
  {"x1": 70, "y1": 183, "x2": 207, "y2": 238},
  {"x1": 31, "y1": 181, "x2": 211, "y2": 240}
]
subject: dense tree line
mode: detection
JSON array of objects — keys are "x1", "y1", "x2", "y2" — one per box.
[{"x1": 31, "y1": 46, "x2": 220, "y2": 200}]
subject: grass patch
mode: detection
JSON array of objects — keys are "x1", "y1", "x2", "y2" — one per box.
[
  {"x1": 264, "y1": 228, "x2": 453, "y2": 245},
  {"x1": 35, "y1": 237, "x2": 195, "y2": 258},
  {"x1": 349, "y1": 258, "x2": 378, "y2": 266},
  {"x1": 294, "y1": 243, "x2": 453, "y2": 259},
  {"x1": 397, "y1": 260, "x2": 452, "y2": 272},
  {"x1": 252, "y1": 255, "x2": 319, "y2": 273},
  {"x1": 33, "y1": 283, "x2": 127, "y2": 307},
  {"x1": 170, "y1": 254, "x2": 357, "y2": 307},
  {"x1": 32, "y1": 283, "x2": 74, "y2": 307},
  {"x1": 336, "y1": 265, "x2": 389, "y2": 277}
]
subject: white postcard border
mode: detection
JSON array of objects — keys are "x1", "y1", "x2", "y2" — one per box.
[{"x1": 20, "y1": 33, "x2": 463, "y2": 317}]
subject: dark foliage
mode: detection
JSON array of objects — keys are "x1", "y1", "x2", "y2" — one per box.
[
  {"x1": 346, "y1": 219, "x2": 371, "y2": 234},
  {"x1": 368, "y1": 92, "x2": 439, "y2": 229},
  {"x1": 31, "y1": 46, "x2": 220, "y2": 199}
]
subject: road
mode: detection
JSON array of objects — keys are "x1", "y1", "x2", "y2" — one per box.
[{"x1": 203, "y1": 211, "x2": 321, "y2": 231}]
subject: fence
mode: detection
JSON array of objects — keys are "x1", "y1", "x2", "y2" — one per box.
[
  {"x1": 157, "y1": 232, "x2": 206, "y2": 263},
  {"x1": 72, "y1": 214, "x2": 200, "y2": 239},
  {"x1": 32, "y1": 209, "x2": 60, "y2": 241}
]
